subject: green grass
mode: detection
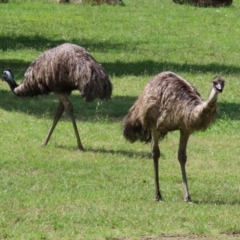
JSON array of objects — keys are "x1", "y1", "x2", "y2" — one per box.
[{"x1": 1, "y1": 0, "x2": 240, "y2": 239}]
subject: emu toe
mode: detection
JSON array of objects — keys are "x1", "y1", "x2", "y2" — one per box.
[{"x1": 184, "y1": 196, "x2": 192, "y2": 203}]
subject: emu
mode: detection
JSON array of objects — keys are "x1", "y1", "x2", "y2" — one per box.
[
  {"x1": 2, "y1": 43, "x2": 112, "y2": 151},
  {"x1": 122, "y1": 71, "x2": 225, "y2": 202}
]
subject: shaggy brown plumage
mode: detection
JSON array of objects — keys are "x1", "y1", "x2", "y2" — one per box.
[
  {"x1": 2, "y1": 43, "x2": 112, "y2": 151},
  {"x1": 123, "y1": 71, "x2": 225, "y2": 202}
]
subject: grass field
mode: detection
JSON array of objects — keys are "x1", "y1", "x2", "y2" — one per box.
[{"x1": 0, "y1": 0, "x2": 240, "y2": 239}]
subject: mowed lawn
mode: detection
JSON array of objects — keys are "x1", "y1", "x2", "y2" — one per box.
[{"x1": 0, "y1": 0, "x2": 240, "y2": 239}]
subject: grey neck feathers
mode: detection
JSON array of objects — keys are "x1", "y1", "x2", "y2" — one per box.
[
  {"x1": 206, "y1": 87, "x2": 219, "y2": 105},
  {"x1": 6, "y1": 76, "x2": 18, "y2": 93},
  {"x1": 191, "y1": 87, "x2": 219, "y2": 122}
]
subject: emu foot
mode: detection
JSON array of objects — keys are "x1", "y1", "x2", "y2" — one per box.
[
  {"x1": 77, "y1": 145, "x2": 84, "y2": 151},
  {"x1": 76, "y1": 139, "x2": 84, "y2": 151},
  {"x1": 41, "y1": 142, "x2": 47, "y2": 147},
  {"x1": 155, "y1": 193, "x2": 162, "y2": 202},
  {"x1": 184, "y1": 196, "x2": 192, "y2": 203}
]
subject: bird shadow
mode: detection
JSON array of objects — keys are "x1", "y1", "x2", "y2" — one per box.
[
  {"x1": 192, "y1": 197, "x2": 240, "y2": 206},
  {"x1": 54, "y1": 144, "x2": 152, "y2": 159}
]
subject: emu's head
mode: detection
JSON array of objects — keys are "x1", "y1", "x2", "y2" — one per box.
[
  {"x1": 212, "y1": 76, "x2": 225, "y2": 93},
  {"x1": 2, "y1": 68, "x2": 15, "y2": 84}
]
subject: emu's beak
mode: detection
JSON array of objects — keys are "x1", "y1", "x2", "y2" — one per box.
[{"x1": 214, "y1": 83, "x2": 223, "y2": 93}]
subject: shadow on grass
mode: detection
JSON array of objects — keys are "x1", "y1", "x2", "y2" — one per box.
[
  {"x1": 0, "y1": 34, "x2": 239, "y2": 121},
  {"x1": 104, "y1": 61, "x2": 240, "y2": 77},
  {"x1": 54, "y1": 145, "x2": 152, "y2": 159},
  {"x1": 87, "y1": 147, "x2": 152, "y2": 160},
  {"x1": 1, "y1": 35, "x2": 240, "y2": 76},
  {"x1": 0, "y1": 89, "x2": 136, "y2": 122},
  {"x1": 218, "y1": 102, "x2": 240, "y2": 121},
  {"x1": 1, "y1": 58, "x2": 240, "y2": 78},
  {"x1": 0, "y1": 35, "x2": 127, "y2": 53},
  {"x1": 193, "y1": 198, "x2": 240, "y2": 206},
  {"x1": 0, "y1": 89, "x2": 239, "y2": 121}
]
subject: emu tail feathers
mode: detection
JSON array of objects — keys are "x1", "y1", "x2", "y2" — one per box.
[
  {"x1": 81, "y1": 62, "x2": 112, "y2": 102},
  {"x1": 122, "y1": 113, "x2": 151, "y2": 143}
]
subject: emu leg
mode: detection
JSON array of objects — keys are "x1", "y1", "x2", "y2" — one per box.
[
  {"x1": 60, "y1": 95, "x2": 84, "y2": 151},
  {"x1": 151, "y1": 130, "x2": 162, "y2": 201},
  {"x1": 42, "y1": 100, "x2": 64, "y2": 147},
  {"x1": 178, "y1": 131, "x2": 191, "y2": 202}
]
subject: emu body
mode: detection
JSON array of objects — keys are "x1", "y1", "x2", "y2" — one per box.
[
  {"x1": 123, "y1": 71, "x2": 225, "y2": 202},
  {"x1": 2, "y1": 43, "x2": 112, "y2": 150}
]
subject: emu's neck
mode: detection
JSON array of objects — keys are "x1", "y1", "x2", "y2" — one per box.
[
  {"x1": 6, "y1": 78, "x2": 19, "y2": 94},
  {"x1": 207, "y1": 87, "x2": 219, "y2": 105},
  {"x1": 199, "y1": 87, "x2": 219, "y2": 113},
  {"x1": 190, "y1": 87, "x2": 219, "y2": 130}
]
